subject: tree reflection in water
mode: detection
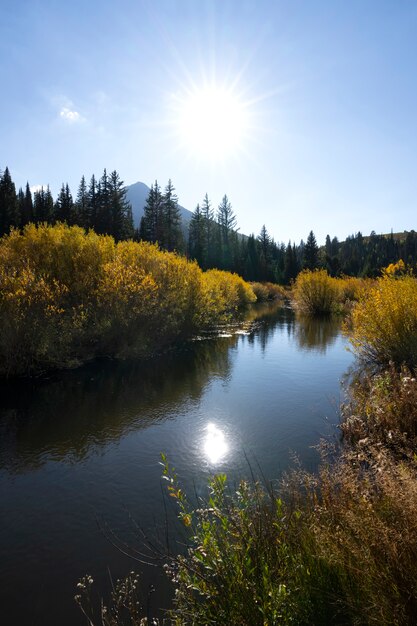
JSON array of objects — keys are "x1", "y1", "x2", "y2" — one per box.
[{"x1": 295, "y1": 314, "x2": 341, "y2": 353}]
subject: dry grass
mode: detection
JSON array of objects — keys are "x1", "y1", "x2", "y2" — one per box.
[
  {"x1": 294, "y1": 446, "x2": 417, "y2": 625},
  {"x1": 290, "y1": 366, "x2": 417, "y2": 625}
]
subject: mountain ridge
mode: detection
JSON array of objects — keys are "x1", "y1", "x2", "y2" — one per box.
[{"x1": 126, "y1": 181, "x2": 193, "y2": 234}]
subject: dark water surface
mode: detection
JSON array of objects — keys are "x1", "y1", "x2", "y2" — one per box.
[{"x1": 0, "y1": 304, "x2": 353, "y2": 625}]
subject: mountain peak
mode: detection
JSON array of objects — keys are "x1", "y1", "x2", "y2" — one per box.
[{"x1": 126, "y1": 181, "x2": 193, "y2": 232}]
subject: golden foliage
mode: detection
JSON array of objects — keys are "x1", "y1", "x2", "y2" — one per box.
[
  {"x1": 349, "y1": 273, "x2": 417, "y2": 367},
  {"x1": 382, "y1": 258, "x2": 406, "y2": 277},
  {"x1": 292, "y1": 269, "x2": 341, "y2": 315},
  {"x1": 293, "y1": 270, "x2": 372, "y2": 316},
  {"x1": 250, "y1": 281, "x2": 286, "y2": 302},
  {"x1": 0, "y1": 224, "x2": 256, "y2": 375}
]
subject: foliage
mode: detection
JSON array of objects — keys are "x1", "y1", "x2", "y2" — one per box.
[
  {"x1": 292, "y1": 269, "x2": 341, "y2": 315},
  {"x1": 0, "y1": 223, "x2": 255, "y2": 376},
  {"x1": 349, "y1": 272, "x2": 417, "y2": 367},
  {"x1": 195, "y1": 269, "x2": 256, "y2": 328},
  {"x1": 4, "y1": 165, "x2": 417, "y2": 283},
  {"x1": 0, "y1": 165, "x2": 133, "y2": 242},
  {"x1": 162, "y1": 460, "x2": 335, "y2": 626},
  {"x1": 250, "y1": 281, "x2": 286, "y2": 301},
  {"x1": 383, "y1": 258, "x2": 406, "y2": 277},
  {"x1": 336, "y1": 275, "x2": 368, "y2": 303},
  {"x1": 292, "y1": 271, "x2": 371, "y2": 316}
]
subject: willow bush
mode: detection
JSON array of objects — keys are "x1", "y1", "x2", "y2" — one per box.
[
  {"x1": 349, "y1": 272, "x2": 417, "y2": 367},
  {"x1": 250, "y1": 281, "x2": 286, "y2": 302},
  {"x1": 0, "y1": 224, "x2": 256, "y2": 376},
  {"x1": 292, "y1": 269, "x2": 341, "y2": 315}
]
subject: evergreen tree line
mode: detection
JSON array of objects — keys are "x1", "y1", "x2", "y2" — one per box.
[
  {"x1": 1, "y1": 165, "x2": 416, "y2": 282},
  {"x1": 323, "y1": 230, "x2": 417, "y2": 277},
  {"x1": 0, "y1": 166, "x2": 134, "y2": 241}
]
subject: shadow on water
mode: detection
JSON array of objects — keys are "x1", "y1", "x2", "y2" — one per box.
[{"x1": 0, "y1": 302, "x2": 288, "y2": 475}]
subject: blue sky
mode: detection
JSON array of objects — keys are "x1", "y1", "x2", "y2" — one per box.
[{"x1": 2, "y1": 0, "x2": 417, "y2": 244}]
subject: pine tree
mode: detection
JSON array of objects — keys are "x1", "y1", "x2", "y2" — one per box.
[
  {"x1": 324, "y1": 234, "x2": 340, "y2": 276},
  {"x1": 17, "y1": 188, "x2": 25, "y2": 227},
  {"x1": 188, "y1": 203, "x2": 205, "y2": 265},
  {"x1": 162, "y1": 179, "x2": 183, "y2": 251},
  {"x1": 284, "y1": 241, "x2": 298, "y2": 283},
  {"x1": 87, "y1": 175, "x2": 98, "y2": 230},
  {"x1": 217, "y1": 194, "x2": 237, "y2": 269},
  {"x1": 303, "y1": 230, "x2": 319, "y2": 270},
  {"x1": 95, "y1": 169, "x2": 112, "y2": 235},
  {"x1": 108, "y1": 170, "x2": 134, "y2": 240},
  {"x1": 258, "y1": 224, "x2": 272, "y2": 280},
  {"x1": 20, "y1": 182, "x2": 33, "y2": 227},
  {"x1": 54, "y1": 183, "x2": 74, "y2": 224},
  {"x1": 325, "y1": 234, "x2": 332, "y2": 257},
  {"x1": 217, "y1": 194, "x2": 237, "y2": 234},
  {"x1": 405, "y1": 231, "x2": 417, "y2": 264},
  {"x1": 243, "y1": 234, "x2": 260, "y2": 280},
  {"x1": 140, "y1": 181, "x2": 164, "y2": 244},
  {"x1": 75, "y1": 175, "x2": 89, "y2": 229},
  {"x1": 0, "y1": 166, "x2": 19, "y2": 235},
  {"x1": 33, "y1": 185, "x2": 54, "y2": 224},
  {"x1": 202, "y1": 193, "x2": 214, "y2": 268}
]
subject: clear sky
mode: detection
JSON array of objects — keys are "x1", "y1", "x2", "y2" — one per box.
[{"x1": 2, "y1": 0, "x2": 417, "y2": 244}]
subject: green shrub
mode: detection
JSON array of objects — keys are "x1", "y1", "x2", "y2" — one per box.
[{"x1": 160, "y1": 457, "x2": 348, "y2": 626}]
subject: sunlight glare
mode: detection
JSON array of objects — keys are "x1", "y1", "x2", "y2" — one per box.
[
  {"x1": 203, "y1": 422, "x2": 228, "y2": 464},
  {"x1": 176, "y1": 86, "x2": 248, "y2": 160}
]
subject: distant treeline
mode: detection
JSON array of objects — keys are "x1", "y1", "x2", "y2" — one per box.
[{"x1": 1, "y1": 165, "x2": 416, "y2": 282}]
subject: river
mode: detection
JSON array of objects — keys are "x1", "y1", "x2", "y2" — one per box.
[{"x1": 0, "y1": 303, "x2": 353, "y2": 625}]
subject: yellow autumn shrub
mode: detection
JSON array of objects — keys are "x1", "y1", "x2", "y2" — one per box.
[
  {"x1": 337, "y1": 276, "x2": 369, "y2": 303},
  {"x1": 197, "y1": 269, "x2": 256, "y2": 327},
  {"x1": 0, "y1": 224, "x2": 255, "y2": 375},
  {"x1": 349, "y1": 273, "x2": 417, "y2": 367},
  {"x1": 250, "y1": 281, "x2": 286, "y2": 301},
  {"x1": 0, "y1": 263, "x2": 72, "y2": 375},
  {"x1": 292, "y1": 269, "x2": 341, "y2": 315}
]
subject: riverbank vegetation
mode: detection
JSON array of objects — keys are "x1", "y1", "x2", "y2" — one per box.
[
  {"x1": 0, "y1": 223, "x2": 255, "y2": 377},
  {"x1": 292, "y1": 269, "x2": 367, "y2": 315},
  {"x1": 349, "y1": 269, "x2": 417, "y2": 368},
  {"x1": 250, "y1": 281, "x2": 287, "y2": 302}
]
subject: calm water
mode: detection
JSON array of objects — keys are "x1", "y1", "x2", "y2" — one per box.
[{"x1": 0, "y1": 304, "x2": 353, "y2": 625}]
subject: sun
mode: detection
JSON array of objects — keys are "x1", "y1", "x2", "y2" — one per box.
[{"x1": 175, "y1": 84, "x2": 249, "y2": 161}]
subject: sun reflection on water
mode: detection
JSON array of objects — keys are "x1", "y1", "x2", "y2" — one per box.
[{"x1": 203, "y1": 423, "x2": 228, "y2": 464}]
